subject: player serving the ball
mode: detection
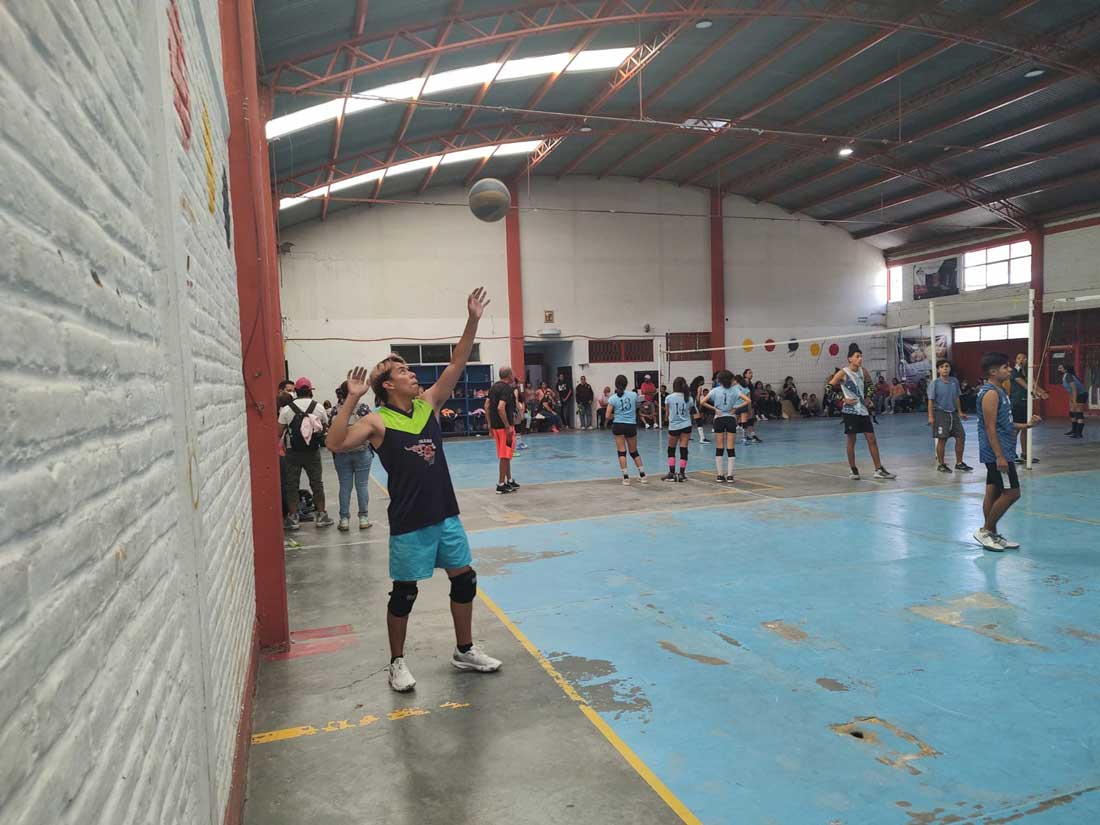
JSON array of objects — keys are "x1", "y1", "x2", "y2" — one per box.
[{"x1": 326, "y1": 288, "x2": 502, "y2": 692}]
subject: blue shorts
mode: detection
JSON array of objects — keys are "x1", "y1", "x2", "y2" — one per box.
[{"x1": 389, "y1": 516, "x2": 472, "y2": 581}]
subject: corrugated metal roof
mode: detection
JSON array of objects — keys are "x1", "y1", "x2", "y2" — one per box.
[{"x1": 260, "y1": 0, "x2": 1100, "y2": 251}]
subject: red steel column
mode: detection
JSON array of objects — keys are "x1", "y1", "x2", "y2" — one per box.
[
  {"x1": 506, "y1": 183, "x2": 526, "y2": 378},
  {"x1": 710, "y1": 188, "x2": 726, "y2": 373},
  {"x1": 220, "y1": 0, "x2": 289, "y2": 652}
]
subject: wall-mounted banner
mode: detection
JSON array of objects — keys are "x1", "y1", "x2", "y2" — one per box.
[{"x1": 912, "y1": 256, "x2": 959, "y2": 301}]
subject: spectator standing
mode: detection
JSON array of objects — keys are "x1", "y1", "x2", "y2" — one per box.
[
  {"x1": 280, "y1": 377, "x2": 334, "y2": 529},
  {"x1": 575, "y1": 376, "x2": 595, "y2": 430},
  {"x1": 556, "y1": 372, "x2": 573, "y2": 428},
  {"x1": 640, "y1": 374, "x2": 657, "y2": 404},
  {"x1": 597, "y1": 385, "x2": 611, "y2": 429},
  {"x1": 331, "y1": 380, "x2": 375, "y2": 531}
]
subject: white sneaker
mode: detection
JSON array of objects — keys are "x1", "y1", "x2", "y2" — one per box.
[
  {"x1": 873, "y1": 467, "x2": 896, "y2": 480},
  {"x1": 973, "y1": 529, "x2": 1006, "y2": 552},
  {"x1": 994, "y1": 533, "x2": 1020, "y2": 549},
  {"x1": 639, "y1": 474, "x2": 648, "y2": 484},
  {"x1": 451, "y1": 645, "x2": 502, "y2": 673},
  {"x1": 358, "y1": 515, "x2": 372, "y2": 530},
  {"x1": 337, "y1": 517, "x2": 350, "y2": 531},
  {"x1": 849, "y1": 469, "x2": 861, "y2": 480},
  {"x1": 622, "y1": 476, "x2": 631, "y2": 486},
  {"x1": 387, "y1": 657, "x2": 416, "y2": 692}
]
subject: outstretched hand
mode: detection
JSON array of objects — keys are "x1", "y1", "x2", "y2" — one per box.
[
  {"x1": 468, "y1": 287, "x2": 490, "y2": 320},
  {"x1": 347, "y1": 366, "x2": 369, "y2": 399}
]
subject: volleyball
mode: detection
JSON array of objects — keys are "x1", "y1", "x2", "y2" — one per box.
[{"x1": 468, "y1": 178, "x2": 511, "y2": 222}]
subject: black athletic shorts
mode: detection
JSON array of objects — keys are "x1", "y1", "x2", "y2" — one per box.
[
  {"x1": 713, "y1": 416, "x2": 737, "y2": 433},
  {"x1": 843, "y1": 413, "x2": 873, "y2": 435},
  {"x1": 1011, "y1": 400, "x2": 1028, "y2": 424},
  {"x1": 612, "y1": 423, "x2": 638, "y2": 438},
  {"x1": 985, "y1": 461, "x2": 1020, "y2": 492},
  {"x1": 669, "y1": 426, "x2": 693, "y2": 437}
]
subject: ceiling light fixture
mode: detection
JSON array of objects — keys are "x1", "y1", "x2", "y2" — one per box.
[
  {"x1": 838, "y1": 146, "x2": 854, "y2": 157},
  {"x1": 1024, "y1": 67, "x2": 1045, "y2": 78},
  {"x1": 695, "y1": 18, "x2": 713, "y2": 29},
  {"x1": 578, "y1": 124, "x2": 593, "y2": 132}
]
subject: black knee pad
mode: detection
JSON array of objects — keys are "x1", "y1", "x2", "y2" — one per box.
[
  {"x1": 629, "y1": 451, "x2": 640, "y2": 459},
  {"x1": 667, "y1": 446, "x2": 676, "y2": 457},
  {"x1": 388, "y1": 581, "x2": 418, "y2": 617},
  {"x1": 726, "y1": 447, "x2": 736, "y2": 457},
  {"x1": 679, "y1": 446, "x2": 689, "y2": 460},
  {"x1": 449, "y1": 569, "x2": 477, "y2": 604},
  {"x1": 748, "y1": 416, "x2": 757, "y2": 427},
  {"x1": 617, "y1": 450, "x2": 627, "y2": 458},
  {"x1": 715, "y1": 448, "x2": 724, "y2": 457}
]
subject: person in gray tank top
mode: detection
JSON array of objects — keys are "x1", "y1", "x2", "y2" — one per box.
[{"x1": 827, "y1": 343, "x2": 896, "y2": 481}]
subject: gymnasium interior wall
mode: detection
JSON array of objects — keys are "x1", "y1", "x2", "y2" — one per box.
[
  {"x1": 1, "y1": 2, "x2": 255, "y2": 823},
  {"x1": 279, "y1": 179, "x2": 890, "y2": 399}
]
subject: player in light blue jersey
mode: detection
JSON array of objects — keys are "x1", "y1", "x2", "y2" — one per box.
[
  {"x1": 663, "y1": 377, "x2": 696, "y2": 482},
  {"x1": 701, "y1": 370, "x2": 750, "y2": 482},
  {"x1": 606, "y1": 374, "x2": 647, "y2": 486}
]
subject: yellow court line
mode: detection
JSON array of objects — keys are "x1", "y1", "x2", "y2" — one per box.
[
  {"x1": 251, "y1": 702, "x2": 470, "y2": 745},
  {"x1": 478, "y1": 591, "x2": 703, "y2": 825}
]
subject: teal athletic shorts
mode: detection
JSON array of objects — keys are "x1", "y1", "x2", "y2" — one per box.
[{"x1": 389, "y1": 516, "x2": 472, "y2": 581}]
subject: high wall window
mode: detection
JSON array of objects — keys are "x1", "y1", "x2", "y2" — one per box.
[
  {"x1": 953, "y1": 322, "x2": 1029, "y2": 343},
  {"x1": 888, "y1": 266, "x2": 902, "y2": 303},
  {"x1": 391, "y1": 343, "x2": 481, "y2": 363},
  {"x1": 666, "y1": 332, "x2": 711, "y2": 362},
  {"x1": 963, "y1": 241, "x2": 1031, "y2": 291},
  {"x1": 588, "y1": 339, "x2": 654, "y2": 363}
]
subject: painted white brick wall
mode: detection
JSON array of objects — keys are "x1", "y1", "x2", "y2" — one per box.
[{"x1": 0, "y1": 1, "x2": 255, "y2": 824}]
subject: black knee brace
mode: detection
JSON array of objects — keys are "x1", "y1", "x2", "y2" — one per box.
[
  {"x1": 667, "y1": 446, "x2": 676, "y2": 458},
  {"x1": 617, "y1": 450, "x2": 627, "y2": 458},
  {"x1": 629, "y1": 451, "x2": 640, "y2": 459},
  {"x1": 388, "y1": 581, "x2": 418, "y2": 617},
  {"x1": 715, "y1": 448, "x2": 723, "y2": 457},
  {"x1": 748, "y1": 416, "x2": 757, "y2": 427},
  {"x1": 449, "y1": 569, "x2": 477, "y2": 604},
  {"x1": 726, "y1": 447, "x2": 736, "y2": 457},
  {"x1": 679, "y1": 446, "x2": 688, "y2": 460}
]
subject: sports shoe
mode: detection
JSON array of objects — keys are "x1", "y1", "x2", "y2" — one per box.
[
  {"x1": 955, "y1": 462, "x2": 973, "y2": 472},
  {"x1": 751, "y1": 435, "x2": 762, "y2": 443},
  {"x1": 849, "y1": 469, "x2": 861, "y2": 480},
  {"x1": 873, "y1": 467, "x2": 896, "y2": 480},
  {"x1": 973, "y1": 529, "x2": 1005, "y2": 551},
  {"x1": 516, "y1": 441, "x2": 529, "y2": 450},
  {"x1": 726, "y1": 475, "x2": 735, "y2": 483},
  {"x1": 715, "y1": 474, "x2": 726, "y2": 483},
  {"x1": 283, "y1": 515, "x2": 301, "y2": 531},
  {"x1": 677, "y1": 472, "x2": 687, "y2": 482},
  {"x1": 358, "y1": 515, "x2": 372, "y2": 530},
  {"x1": 506, "y1": 479, "x2": 520, "y2": 491},
  {"x1": 622, "y1": 476, "x2": 630, "y2": 486},
  {"x1": 742, "y1": 437, "x2": 752, "y2": 445},
  {"x1": 451, "y1": 645, "x2": 502, "y2": 673},
  {"x1": 283, "y1": 537, "x2": 302, "y2": 549},
  {"x1": 387, "y1": 657, "x2": 416, "y2": 692},
  {"x1": 994, "y1": 533, "x2": 1020, "y2": 549},
  {"x1": 662, "y1": 471, "x2": 677, "y2": 482},
  {"x1": 495, "y1": 483, "x2": 511, "y2": 495},
  {"x1": 337, "y1": 517, "x2": 350, "y2": 531},
  {"x1": 315, "y1": 511, "x2": 334, "y2": 528},
  {"x1": 639, "y1": 474, "x2": 648, "y2": 484},
  {"x1": 699, "y1": 437, "x2": 710, "y2": 443},
  {"x1": 937, "y1": 463, "x2": 952, "y2": 473},
  {"x1": 1065, "y1": 428, "x2": 1076, "y2": 435}
]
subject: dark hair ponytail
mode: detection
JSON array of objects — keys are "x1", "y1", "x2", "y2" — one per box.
[
  {"x1": 673, "y1": 376, "x2": 690, "y2": 403},
  {"x1": 615, "y1": 374, "x2": 627, "y2": 396},
  {"x1": 717, "y1": 369, "x2": 733, "y2": 389}
]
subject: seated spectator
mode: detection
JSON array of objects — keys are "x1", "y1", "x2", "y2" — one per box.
[
  {"x1": 804, "y1": 393, "x2": 822, "y2": 417},
  {"x1": 597, "y1": 385, "x2": 611, "y2": 429},
  {"x1": 639, "y1": 397, "x2": 657, "y2": 429},
  {"x1": 799, "y1": 392, "x2": 812, "y2": 416},
  {"x1": 533, "y1": 395, "x2": 562, "y2": 432},
  {"x1": 888, "y1": 378, "x2": 912, "y2": 413},
  {"x1": 873, "y1": 375, "x2": 890, "y2": 413}
]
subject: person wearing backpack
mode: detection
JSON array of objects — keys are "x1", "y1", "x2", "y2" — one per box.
[{"x1": 279, "y1": 377, "x2": 333, "y2": 529}]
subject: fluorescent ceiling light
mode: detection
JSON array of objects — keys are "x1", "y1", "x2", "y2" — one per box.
[
  {"x1": 423, "y1": 63, "x2": 500, "y2": 95},
  {"x1": 344, "y1": 77, "x2": 424, "y2": 115},
  {"x1": 498, "y1": 52, "x2": 572, "y2": 80},
  {"x1": 565, "y1": 47, "x2": 635, "y2": 72},
  {"x1": 493, "y1": 140, "x2": 544, "y2": 156},
  {"x1": 279, "y1": 196, "x2": 310, "y2": 210},
  {"x1": 838, "y1": 146, "x2": 854, "y2": 157},
  {"x1": 682, "y1": 117, "x2": 729, "y2": 131},
  {"x1": 695, "y1": 18, "x2": 713, "y2": 29},
  {"x1": 441, "y1": 145, "x2": 496, "y2": 165},
  {"x1": 1024, "y1": 67, "x2": 1045, "y2": 78}
]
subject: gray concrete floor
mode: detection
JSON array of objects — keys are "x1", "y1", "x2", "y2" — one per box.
[{"x1": 244, "y1": 424, "x2": 1097, "y2": 825}]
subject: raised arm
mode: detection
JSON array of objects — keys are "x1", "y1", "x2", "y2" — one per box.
[
  {"x1": 424, "y1": 288, "x2": 490, "y2": 410},
  {"x1": 326, "y1": 366, "x2": 382, "y2": 451}
]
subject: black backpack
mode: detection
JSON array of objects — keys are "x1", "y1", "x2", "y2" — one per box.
[{"x1": 286, "y1": 400, "x2": 320, "y2": 451}]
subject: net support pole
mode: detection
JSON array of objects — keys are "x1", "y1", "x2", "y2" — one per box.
[
  {"x1": 1026, "y1": 287, "x2": 1035, "y2": 470},
  {"x1": 928, "y1": 300, "x2": 936, "y2": 461},
  {"x1": 657, "y1": 345, "x2": 664, "y2": 430}
]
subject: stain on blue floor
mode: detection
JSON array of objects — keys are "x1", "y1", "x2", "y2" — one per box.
[
  {"x1": 471, "y1": 471, "x2": 1100, "y2": 824},
  {"x1": 372, "y1": 415, "x2": 1096, "y2": 490}
]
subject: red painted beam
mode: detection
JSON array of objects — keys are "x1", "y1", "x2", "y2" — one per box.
[
  {"x1": 219, "y1": 0, "x2": 288, "y2": 652},
  {"x1": 505, "y1": 183, "x2": 525, "y2": 378},
  {"x1": 320, "y1": 0, "x2": 370, "y2": 221},
  {"x1": 709, "y1": 188, "x2": 725, "y2": 375}
]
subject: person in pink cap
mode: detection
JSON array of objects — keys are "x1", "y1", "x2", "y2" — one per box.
[{"x1": 278, "y1": 376, "x2": 333, "y2": 529}]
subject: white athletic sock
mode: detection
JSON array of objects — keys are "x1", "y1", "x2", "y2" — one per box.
[
  {"x1": 715, "y1": 456, "x2": 723, "y2": 475},
  {"x1": 727, "y1": 456, "x2": 735, "y2": 476},
  {"x1": 697, "y1": 426, "x2": 705, "y2": 440}
]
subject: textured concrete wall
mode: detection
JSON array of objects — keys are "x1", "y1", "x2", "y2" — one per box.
[{"x1": 0, "y1": 1, "x2": 254, "y2": 823}]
